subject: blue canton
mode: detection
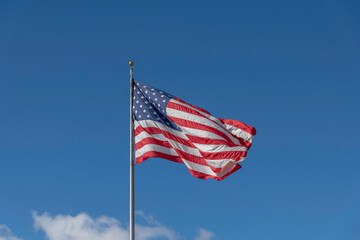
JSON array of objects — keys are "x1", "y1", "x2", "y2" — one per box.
[{"x1": 132, "y1": 80, "x2": 181, "y2": 131}]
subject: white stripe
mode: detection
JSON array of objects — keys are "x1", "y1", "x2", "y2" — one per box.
[
  {"x1": 205, "y1": 159, "x2": 235, "y2": 168},
  {"x1": 167, "y1": 108, "x2": 240, "y2": 144},
  {"x1": 205, "y1": 157, "x2": 246, "y2": 168},
  {"x1": 223, "y1": 123, "x2": 254, "y2": 143},
  {"x1": 179, "y1": 126, "x2": 225, "y2": 140},
  {"x1": 135, "y1": 120, "x2": 189, "y2": 140},
  {"x1": 193, "y1": 143, "x2": 248, "y2": 153},
  {"x1": 135, "y1": 144, "x2": 178, "y2": 158},
  {"x1": 135, "y1": 132, "x2": 164, "y2": 142}
]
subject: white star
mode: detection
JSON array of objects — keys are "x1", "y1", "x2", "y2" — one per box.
[
  {"x1": 162, "y1": 110, "x2": 165, "y2": 113},
  {"x1": 141, "y1": 96, "x2": 144, "y2": 99},
  {"x1": 145, "y1": 90, "x2": 148, "y2": 94},
  {"x1": 139, "y1": 115, "x2": 141, "y2": 118},
  {"x1": 135, "y1": 110, "x2": 137, "y2": 113},
  {"x1": 149, "y1": 106, "x2": 152, "y2": 109},
  {"x1": 155, "y1": 98, "x2": 157, "y2": 101},
  {"x1": 140, "y1": 105, "x2": 143, "y2": 108},
  {"x1": 152, "y1": 93, "x2": 155, "y2": 95},
  {"x1": 145, "y1": 101, "x2": 148, "y2": 104},
  {"x1": 143, "y1": 86, "x2": 146, "y2": 88},
  {"x1": 136, "y1": 83, "x2": 139, "y2": 85},
  {"x1": 133, "y1": 96, "x2": 135, "y2": 99},
  {"x1": 161, "y1": 95, "x2": 164, "y2": 98},
  {"x1": 147, "y1": 115, "x2": 150, "y2": 118},
  {"x1": 132, "y1": 106, "x2": 135, "y2": 109},
  {"x1": 158, "y1": 104, "x2": 161, "y2": 107},
  {"x1": 162, "y1": 100, "x2": 166, "y2": 103},
  {"x1": 143, "y1": 110, "x2": 146, "y2": 113},
  {"x1": 136, "y1": 100, "x2": 139, "y2": 104},
  {"x1": 153, "y1": 111, "x2": 157, "y2": 114},
  {"x1": 151, "y1": 88, "x2": 154, "y2": 91},
  {"x1": 137, "y1": 91, "x2": 140, "y2": 94},
  {"x1": 167, "y1": 122, "x2": 170, "y2": 125},
  {"x1": 157, "y1": 117, "x2": 160, "y2": 120},
  {"x1": 160, "y1": 91, "x2": 163, "y2": 94}
]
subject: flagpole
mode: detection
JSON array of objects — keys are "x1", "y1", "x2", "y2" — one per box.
[{"x1": 129, "y1": 61, "x2": 135, "y2": 240}]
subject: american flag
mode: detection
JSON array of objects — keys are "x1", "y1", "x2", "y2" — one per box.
[{"x1": 133, "y1": 80, "x2": 256, "y2": 181}]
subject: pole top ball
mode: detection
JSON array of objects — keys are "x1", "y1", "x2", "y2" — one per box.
[{"x1": 129, "y1": 61, "x2": 134, "y2": 66}]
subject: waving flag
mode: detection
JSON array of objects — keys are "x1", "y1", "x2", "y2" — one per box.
[{"x1": 133, "y1": 80, "x2": 256, "y2": 181}]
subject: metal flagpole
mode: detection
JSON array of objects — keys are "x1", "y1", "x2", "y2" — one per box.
[{"x1": 129, "y1": 61, "x2": 135, "y2": 240}]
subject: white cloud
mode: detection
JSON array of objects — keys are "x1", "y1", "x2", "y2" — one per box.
[
  {"x1": 194, "y1": 228, "x2": 215, "y2": 240},
  {"x1": 0, "y1": 225, "x2": 21, "y2": 240},
  {"x1": 1, "y1": 212, "x2": 215, "y2": 240},
  {"x1": 32, "y1": 211, "x2": 178, "y2": 240},
  {"x1": 135, "y1": 210, "x2": 160, "y2": 225}
]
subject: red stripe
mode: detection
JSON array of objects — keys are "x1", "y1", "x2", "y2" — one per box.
[
  {"x1": 174, "y1": 97, "x2": 212, "y2": 115},
  {"x1": 167, "y1": 101, "x2": 207, "y2": 119},
  {"x1": 136, "y1": 151, "x2": 183, "y2": 164},
  {"x1": 135, "y1": 137, "x2": 173, "y2": 151},
  {"x1": 219, "y1": 118, "x2": 257, "y2": 136},
  {"x1": 200, "y1": 150, "x2": 247, "y2": 161},
  {"x1": 240, "y1": 139, "x2": 252, "y2": 148},
  {"x1": 135, "y1": 125, "x2": 194, "y2": 148}
]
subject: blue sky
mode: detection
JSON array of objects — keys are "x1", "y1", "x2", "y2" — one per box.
[{"x1": 1, "y1": 1, "x2": 360, "y2": 239}]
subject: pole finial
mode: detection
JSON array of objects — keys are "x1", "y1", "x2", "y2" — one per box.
[{"x1": 129, "y1": 61, "x2": 134, "y2": 66}]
